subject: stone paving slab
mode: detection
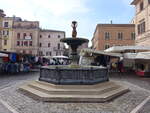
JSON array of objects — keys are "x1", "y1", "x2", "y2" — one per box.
[{"x1": 0, "y1": 80, "x2": 150, "y2": 113}]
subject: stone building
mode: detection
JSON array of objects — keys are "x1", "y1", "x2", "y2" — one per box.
[
  {"x1": 12, "y1": 20, "x2": 40, "y2": 55},
  {"x1": 1, "y1": 16, "x2": 21, "y2": 51},
  {"x1": 39, "y1": 29, "x2": 65, "y2": 56},
  {"x1": 0, "y1": 9, "x2": 6, "y2": 50},
  {"x1": 0, "y1": 10, "x2": 66, "y2": 56},
  {"x1": 92, "y1": 24, "x2": 135, "y2": 50},
  {"x1": 131, "y1": 0, "x2": 150, "y2": 46}
]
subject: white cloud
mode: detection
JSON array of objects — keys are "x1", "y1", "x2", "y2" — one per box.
[{"x1": 30, "y1": 0, "x2": 89, "y2": 16}]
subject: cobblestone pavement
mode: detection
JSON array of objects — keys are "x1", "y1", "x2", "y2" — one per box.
[
  {"x1": 110, "y1": 72, "x2": 150, "y2": 91},
  {"x1": 0, "y1": 72, "x2": 150, "y2": 113},
  {"x1": 0, "y1": 102, "x2": 12, "y2": 113},
  {"x1": 0, "y1": 72, "x2": 39, "y2": 89},
  {"x1": 138, "y1": 99, "x2": 150, "y2": 113}
]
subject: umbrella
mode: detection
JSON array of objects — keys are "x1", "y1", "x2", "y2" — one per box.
[{"x1": 0, "y1": 53, "x2": 8, "y2": 57}]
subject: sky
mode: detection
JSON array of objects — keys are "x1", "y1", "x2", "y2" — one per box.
[{"x1": 0, "y1": 0, "x2": 135, "y2": 46}]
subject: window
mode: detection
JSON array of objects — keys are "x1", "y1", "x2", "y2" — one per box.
[
  {"x1": 6, "y1": 31, "x2": 9, "y2": 35},
  {"x1": 17, "y1": 41, "x2": 20, "y2": 46},
  {"x1": 24, "y1": 41, "x2": 28, "y2": 46},
  {"x1": 17, "y1": 33, "x2": 20, "y2": 39},
  {"x1": 105, "y1": 44, "x2": 110, "y2": 50},
  {"x1": 49, "y1": 51, "x2": 51, "y2": 56},
  {"x1": 39, "y1": 43, "x2": 42, "y2": 47},
  {"x1": 58, "y1": 35, "x2": 60, "y2": 38},
  {"x1": 48, "y1": 43, "x2": 51, "y2": 47},
  {"x1": 138, "y1": 21, "x2": 145, "y2": 34},
  {"x1": 30, "y1": 33, "x2": 32, "y2": 39},
  {"x1": 140, "y1": 2, "x2": 144, "y2": 11},
  {"x1": 39, "y1": 51, "x2": 43, "y2": 56},
  {"x1": 40, "y1": 35, "x2": 42, "y2": 38},
  {"x1": 118, "y1": 32, "x2": 123, "y2": 40},
  {"x1": 4, "y1": 22, "x2": 8, "y2": 27},
  {"x1": 131, "y1": 32, "x2": 135, "y2": 40},
  {"x1": 46, "y1": 52, "x2": 49, "y2": 56},
  {"x1": 58, "y1": 43, "x2": 60, "y2": 49},
  {"x1": 48, "y1": 35, "x2": 51, "y2": 38},
  {"x1": 4, "y1": 40, "x2": 7, "y2": 45},
  {"x1": 2, "y1": 30, "x2": 9, "y2": 35},
  {"x1": 23, "y1": 33, "x2": 26, "y2": 39},
  {"x1": 104, "y1": 32, "x2": 110, "y2": 40},
  {"x1": 21, "y1": 41, "x2": 23, "y2": 46},
  {"x1": 3, "y1": 31, "x2": 5, "y2": 35},
  {"x1": 29, "y1": 41, "x2": 32, "y2": 46}
]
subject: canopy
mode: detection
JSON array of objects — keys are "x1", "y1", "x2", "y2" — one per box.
[
  {"x1": 0, "y1": 53, "x2": 8, "y2": 57},
  {"x1": 124, "y1": 52, "x2": 150, "y2": 60},
  {"x1": 124, "y1": 53, "x2": 137, "y2": 59},
  {"x1": 43, "y1": 56, "x2": 52, "y2": 59},
  {"x1": 105, "y1": 46, "x2": 150, "y2": 53},
  {"x1": 135, "y1": 52, "x2": 150, "y2": 60},
  {"x1": 52, "y1": 56, "x2": 69, "y2": 59},
  {"x1": 80, "y1": 48, "x2": 122, "y2": 57}
]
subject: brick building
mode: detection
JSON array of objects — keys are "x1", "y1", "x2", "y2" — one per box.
[
  {"x1": 131, "y1": 0, "x2": 150, "y2": 46},
  {"x1": 92, "y1": 24, "x2": 135, "y2": 51}
]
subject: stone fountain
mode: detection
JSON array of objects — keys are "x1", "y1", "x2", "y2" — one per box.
[{"x1": 19, "y1": 21, "x2": 129, "y2": 102}]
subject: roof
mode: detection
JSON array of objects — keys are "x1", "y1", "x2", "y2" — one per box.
[
  {"x1": 3, "y1": 17, "x2": 22, "y2": 21},
  {"x1": 105, "y1": 46, "x2": 150, "y2": 53},
  {"x1": 131, "y1": 0, "x2": 140, "y2": 5},
  {"x1": 40, "y1": 29, "x2": 65, "y2": 33},
  {"x1": 97, "y1": 24, "x2": 135, "y2": 27}
]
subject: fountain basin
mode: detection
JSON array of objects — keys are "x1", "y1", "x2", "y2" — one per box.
[
  {"x1": 60, "y1": 37, "x2": 89, "y2": 46},
  {"x1": 39, "y1": 65, "x2": 109, "y2": 85}
]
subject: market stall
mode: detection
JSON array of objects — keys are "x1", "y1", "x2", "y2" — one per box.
[{"x1": 0, "y1": 51, "x2": 39, "y2": 74}]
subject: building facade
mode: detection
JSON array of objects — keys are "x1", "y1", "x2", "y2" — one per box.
[
  {"x1": 0, "y1": 9, "x2": 6, "y2": 50},
  {"x1": 39, "y1": 29, "x2": 65, "y2": 56},
  {"x1": 92, "y1": 24, "x2": 135, "y2": 50},
  {"x1": 131, "y1": 0, "x2": 150, "y2": 46},
  {"x1": 12, "y1": 21, "x2": 40, "y2": 55},
  {"x1": 0, "y1": 10, "x2": 66, "y2": 56},
  {"x1": 1, "y1": 17, "x2": 22, "y2": 52}
]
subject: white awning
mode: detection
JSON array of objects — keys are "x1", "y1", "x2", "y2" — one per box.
[
  {"x1": 124, "y1": 52, "x2": 150, "y2": 60},
  {"x1": 124, "y1": 53, "x2": 137, "y2": 59},
  {"x1": 135, "y1": 52, "x2": 150, "y2": 60},
  {"x1": 52, "y1": 56, "x2": 69, "y2": 59},
  {"x1": 105, "y1": 46, "x2": 150, "y2": 53},
  {"x1": 0, "y1": 53, "x2": 8, "y2": 57}
]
